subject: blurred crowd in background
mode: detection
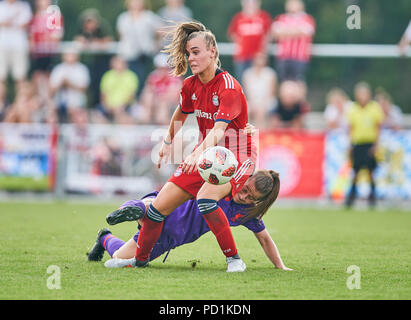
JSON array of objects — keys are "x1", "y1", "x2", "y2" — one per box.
[{"x1": 0, "y1": 0, "x2": 408, "y2": 131}]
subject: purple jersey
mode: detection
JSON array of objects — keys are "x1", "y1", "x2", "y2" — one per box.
[{"x1": 132, "y1": 192, "x2": 266, "y2": 261}]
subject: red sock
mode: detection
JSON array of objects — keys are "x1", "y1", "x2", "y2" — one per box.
[
  {"x1": 202, "y1": 206, "x2": 238, "y2": 258},
  {"x1": 135, "y1": 204, "x2": 165, "y2": 261}
]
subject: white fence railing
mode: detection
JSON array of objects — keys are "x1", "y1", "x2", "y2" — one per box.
[
  {"x1": 305, "y1": 112, "x2": 411, "y2": 130},
  {"x1": 60, "y1": 41, "x2": 411, "y2": 58}
]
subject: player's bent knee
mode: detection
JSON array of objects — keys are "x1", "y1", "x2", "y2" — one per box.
[
  {"x1": 151, "y1": 182, "x2": 191, "y2": 215},
  {"x1": 197, "y1": 182, "x2": 232, "y2": 200}
]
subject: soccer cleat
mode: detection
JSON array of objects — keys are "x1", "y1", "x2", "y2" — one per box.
[
  {"x1": 134, "y1": 258, "x2": 150, "y2": 268},
  {"x1": 104, "y1": 257, "x2": 137, "y2": 268},
  {"x1": 226, "y1": 253, "x2": 246, "y2": 273},
  {"x1": 106, "y1": 205, "x2": 145, "y2": 225},
  {"x1": 87, "y1": 228, "x2": 111, "y2": 261}
]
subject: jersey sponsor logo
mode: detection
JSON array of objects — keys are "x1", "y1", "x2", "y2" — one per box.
[{"x1": 194, "y1": 109, "x2": 218, "y2": 121}]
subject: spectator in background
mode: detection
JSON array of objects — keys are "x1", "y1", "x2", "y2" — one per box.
[
  {"x1": 91, "y1": 137, "x2": 123, "y2": 177},
  {"x1": 75, "y1": 8, "x2": 113, "y2": 50},
  {"x1": 242, "y1": 51, "x2": 277, "y2": 129},
  {"x1": 30, "y1": 0, "x2": 64, "y2": 108},
  {"x1": 323, "y1": 88, "x2": 352, "y2": 131},
  {"x1": 138, "y1": 53, "x2": 182, "y2": 125},
  {"x1": 269, "y1": 80, "x2": 307, "y2": 130},
  {"x1": 0, "y1": 0, "x2": 32, "y2": 117},
  {"x1": 158, "y1": 0, "x2": 192, "y2": 24},
  {"x1": 4, "y1": 79, "x2": 56, "y2": 123},
  {"x1": 227, "y1": 0, "x2": 272, "y2": 83},
  {"x1": 116, "y1": 0, "x2": 164, "y2": 95},
  {"x1": 74, "y1": 8, "x2": 113, "y2": 108},
  {"x1": 375, "y1": 88, "x2": 403, "y2": 131},
  {"x1": 49, "y1": 48, "x2": 90, "y2": 125},
  {"x1": 345, "y1": 82, "x2": 384, "y2": 209},
  {"x1": 271, "y1": 0, "x2": 315, "y2": 82},
  {"x1": 398, "y1": 19, "x2": 411, "y2": 56},
  {"x1": 95, "y1": 55, "x2": 139, "y2": 125},
  {"x1": 3, "y1": 80, "x2": 40, "y2": 122},
  {"x1": 157, "y1": 0, "x2": 193, "y2": 49}
]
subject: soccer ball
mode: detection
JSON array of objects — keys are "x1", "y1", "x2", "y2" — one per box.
[{"x1": 197, "y1": 146, "x2": 238, "y2": 185}]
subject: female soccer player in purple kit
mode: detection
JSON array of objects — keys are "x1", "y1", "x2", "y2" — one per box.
[{"x1": 87, "y1": 170, "x2": 293, "y2": 271}]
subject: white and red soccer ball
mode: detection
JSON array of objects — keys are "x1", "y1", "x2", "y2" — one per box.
[{"x1": 197, "y1": 146, "x2": 238, "y2": 185}]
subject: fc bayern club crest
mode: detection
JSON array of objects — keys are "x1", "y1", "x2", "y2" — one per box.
[{"x1": 212, "y1": 95, "x2": 219, "y2": 106}]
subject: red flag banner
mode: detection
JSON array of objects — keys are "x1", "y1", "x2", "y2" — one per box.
[{"x1": 258, "y1": 130, "x2": 325, "y2": 197}]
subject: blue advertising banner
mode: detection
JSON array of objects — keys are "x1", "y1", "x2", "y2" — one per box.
[
  {"x1": 324, "y1": 129, "x2": 411, "y2": 201},
  {"x1": 0, "y1": 124, "x2": 56, "y2": 191}
]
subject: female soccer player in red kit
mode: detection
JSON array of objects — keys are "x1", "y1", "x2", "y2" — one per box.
[{"x1": 134, "y1": 21, "x2": 258, "y2": 272}]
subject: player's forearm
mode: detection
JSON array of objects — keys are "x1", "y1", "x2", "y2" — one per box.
[
  {"x1": 164, "y1": 106, "x2": 187, "y2": 143},
  {"x1": 261, "y1": 238, "x2": 286, "y2": 269},
  {"x1": 256, "y1": 231, "x2": 286, "y2": 268}
]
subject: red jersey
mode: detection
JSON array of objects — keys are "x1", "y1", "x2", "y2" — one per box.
[
  {"x1": 30, "y1": 11, "x2": 64, "y2": 57},
  {"x1": 227, "y1": 10, "x2": 272, "y2": 61},
  {"x1": 272, "y1": 12, "x2": 315, "y2": 62},
  {"x1": 179, "y1": 70, "x2": 253, "y2": 160},
  {"x1": 146, "y1": 69, "x2": 182, "y2": 96}
]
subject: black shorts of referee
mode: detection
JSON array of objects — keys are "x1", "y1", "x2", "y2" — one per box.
[{"x1": 351, "y1": 143, "x2": 377, "y2": 172}]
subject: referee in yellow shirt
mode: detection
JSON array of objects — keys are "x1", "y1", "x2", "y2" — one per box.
[{"x1": 345, "y1": 82, "x2": 384, "y2": 209}]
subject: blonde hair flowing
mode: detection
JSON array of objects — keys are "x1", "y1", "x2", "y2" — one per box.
[{"x1": 162, "y1": 21, "x2": 221, "y2": 77}]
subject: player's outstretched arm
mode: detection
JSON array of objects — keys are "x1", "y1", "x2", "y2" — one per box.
[
  {"x1": 254, "y1": 229, "x2": 293, "y2": 271},
  {"x1": 158, "y1": 106, "x2": 188, "y2": 168}
]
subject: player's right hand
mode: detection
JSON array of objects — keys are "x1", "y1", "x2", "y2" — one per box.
[{"x1": 157, "y1": 142, "x2": 172, "y2": 169}]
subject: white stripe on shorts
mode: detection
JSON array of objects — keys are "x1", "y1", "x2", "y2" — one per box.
[{"x1": 234, "y1": 159, "x2": 253, "y2": 183}]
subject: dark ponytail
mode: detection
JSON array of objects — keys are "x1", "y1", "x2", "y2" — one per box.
[{"x1": 243, "y1": 170, "x2": 280, "y2": 223}]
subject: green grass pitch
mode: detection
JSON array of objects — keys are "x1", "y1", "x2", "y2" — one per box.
[{"x1": 0, "y1": 200, "x2": 410, "y2": 300}]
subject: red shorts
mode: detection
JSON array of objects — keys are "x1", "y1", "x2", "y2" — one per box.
[{"x1": 168, "y1": 157, "x2": 256, "y2": 198}]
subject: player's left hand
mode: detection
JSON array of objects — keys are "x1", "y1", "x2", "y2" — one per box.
[
  {"x1": 181, "y1": 151, "x2": 199, "y2": 175},
  {"x1": 157, "y1": 141, "x2": 172, "y2": 169},
  {"x1": 280, "y1": 266, "x2": 294, "y2": 271}
]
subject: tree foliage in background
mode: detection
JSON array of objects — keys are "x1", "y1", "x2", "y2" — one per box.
[{"x1": 54, "y1": 0, "x2": 411, "y2": 112}]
